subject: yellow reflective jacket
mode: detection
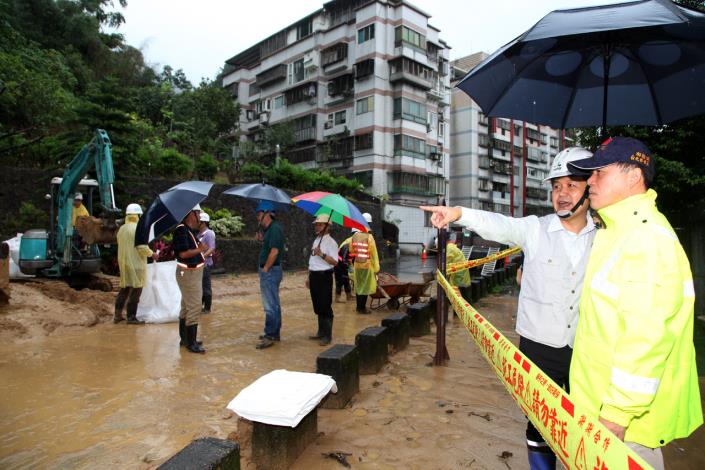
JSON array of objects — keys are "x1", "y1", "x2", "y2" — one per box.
[
  {"x1": 71, "y1": 203, "x2": 89, "y2": 227},
  {"x1": 350, "y1": 232, "x2": 379, "y2": 295},
  {"x1": 446, "y1": 243, "x2": 470, "y2": 287},
  {"x1": 570, "y1": 190, "x2": 702, "y2": 448},
  {"x1": 117, "y1": 215, "x2": 153, "y2": 288}
]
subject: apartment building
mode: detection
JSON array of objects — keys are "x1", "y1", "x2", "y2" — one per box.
[
  {"x1": 450, "y1": 52, "x2": 573, "y2": 218},
  {"x1": 222, "y1": 0, "x2": 451, "y2": 250}
]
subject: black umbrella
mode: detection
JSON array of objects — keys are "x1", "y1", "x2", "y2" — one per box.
[
  {"x1": 223, "y1": 182, "x2": 291, "y2": 211},
  {"x1": 456, "y1": 0, "x2": 705, "y2": 130},
  {"x1": 135, "y1": 181, "x2": 213, "y2": 245}
]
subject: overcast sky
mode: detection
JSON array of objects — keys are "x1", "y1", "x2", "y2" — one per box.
[{"x1": 113, "y1": 0, "x2": 624, "y2": 84}]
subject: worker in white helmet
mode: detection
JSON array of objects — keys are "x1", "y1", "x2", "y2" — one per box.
[
  {"x1": 114, "y1": 203, "x2": 153, "y2": 325},
  {"x1": 422, "y1": 147, "x2": 596, "y2": 470}
]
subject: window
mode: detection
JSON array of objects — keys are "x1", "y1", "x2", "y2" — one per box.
[
  {"x1": 438, "y1": 122, "x2": 445, "y2": 138},
  {"x1": 550, "y1": 136, "x2": 559, "y2": 148},
  {"x1": 357, "y1": 24, "x2": 375, "y2": 44},
  {"x1": 288, "y1": 58, "x2": 305, "y2": 85},
  {"x1": 321, "y1": 43, "x2": 348, "y2": 67},
  {"x1": 353, "y1": 170, "x2": 373, "y2": 187},
  {"x1": 296, "y1": 19, "x2": 313, "y2": 40},
  {"x1": 331, "y1": 110, "x2": 346, "y2": 125},
  {"x1": 355, "y1": 59, "x2": 374, "y2": 79},
  {"x1": 273, "y1": 95, "x2": 284, "y2": 109},
  {"x1": 389, "y1": 172, "x2": 444, "y2": 196},
  {"x1": 393, "y1": 97, "x2": 426, "y2": 124},
  {"x1": 478, "y1": 134, "x2": 489, "y2": 147},
  {"x1": 356, "y1": 96, "x2": 374, "y2": 115},
  {"x1": 327, "y1": 74, "x2": 354, "y2": 96},
  {"x1": 394, "y1": 134, "x2": 426, "y2": 158},
  {"x1": 355, "y1": 132, "x2": 373, "y2": 150},
  {"x1": 478, "y1": 155, "x2": 490, "y2": 169},
  {"x1": 394, "y1": 26, "x2": 426, "y2": 51},
  {"x1": 285, "y1": 82, "x2": 317, "y2": 106}
]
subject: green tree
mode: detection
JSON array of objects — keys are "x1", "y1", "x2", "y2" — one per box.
[
  {"x1": 154, "y1": 148, "x2": 193, "y2": 177},
  {"x1": 195, "y1": 153, "x2": 219, "y2": 180}
]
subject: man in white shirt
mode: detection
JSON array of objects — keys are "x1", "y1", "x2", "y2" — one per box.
[
  {"x1": 306, "y1": 214, "x2": 339, "y2": 346},
  {"x1": 421, "y1": 147, "x2": 596, "y2": 470}
]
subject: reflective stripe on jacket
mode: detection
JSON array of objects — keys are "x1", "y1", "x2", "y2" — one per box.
[{"x1": 570, "y1": 190, "x2": 702, "y2": 448}]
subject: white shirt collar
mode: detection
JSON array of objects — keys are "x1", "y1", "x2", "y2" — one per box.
[{"x1": 547, "y1": 212, "x2": 596, "y2": 235}]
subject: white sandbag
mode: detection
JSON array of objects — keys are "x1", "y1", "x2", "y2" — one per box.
[
  {"x1": 137, "y1": 260, "x2": 181, "y2": 323},
  {"x1": 5, "y1": 235, "x2": 34, "y2": 279},
  {"x1": 227, "y1": 369, "x2": 337, "y2": 427}
]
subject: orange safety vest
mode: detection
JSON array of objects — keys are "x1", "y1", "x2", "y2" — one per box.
[{"x1": 350, "y1": 232, "x2": 370, "y2": 264}]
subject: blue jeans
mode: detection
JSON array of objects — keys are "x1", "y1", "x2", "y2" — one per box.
[{"x1": 259, "y1": 265, "x2": 283, "y2": 338}]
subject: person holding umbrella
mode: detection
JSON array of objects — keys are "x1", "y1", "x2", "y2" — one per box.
[
  {"x1": 567, "y1": 137, "x2": 702, "y2": 469},
  {"x1": 255, "y1": 201, "x2": 285, "y2": 350},
  {"x1": 306, "y1": 214, "x2": 339, "y2": 346},
  {"x1": 173, "y1": 204, "x2": 208, "y2": 354},
  {"x1": 422, "y1": 147, "x2": 596, "y2": 470}
]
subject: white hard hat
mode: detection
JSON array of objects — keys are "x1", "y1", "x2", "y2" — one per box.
[
  {"x1": 192, "y1": 204, "x2": 202, "y2": 211},
  {"x1": 544, "y1": 147, "x2": 593, "y2": 183},
  {"x1": 199, "y1": 212, "x2": 210, "y2": 222},
  {"x1": 74, "y1": 192, "x2": 83, "y2": 201},
  {"x1": 125, "y1": 203, "x2": 143, "y2": 215},
  {"x1": 362, "y1": 212, "x2": 372, "y2": 223}
]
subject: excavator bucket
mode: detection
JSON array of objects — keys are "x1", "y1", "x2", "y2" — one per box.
[
  {"x1": 74, "y1": 216, "x2": 120, "y2": 245},
  {"x1": 0, "y1": 241, "x2": 10, "y2": 305}
]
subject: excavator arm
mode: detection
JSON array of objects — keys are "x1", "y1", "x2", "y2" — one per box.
[{"x1": 55, "y1": 129, "x2": 119, "y2": 262}]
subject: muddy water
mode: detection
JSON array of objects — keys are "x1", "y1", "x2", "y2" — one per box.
[{"x1": 1, "y1": 265, "x2": 704, "y2": 469}]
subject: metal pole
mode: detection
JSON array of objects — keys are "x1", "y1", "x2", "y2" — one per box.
[
  {"x1": 434, "y1": 196, "x2": 450, "y2": 366},
  {"x1": 601, "y1": 42, "x2": 612, "y2": 139}
]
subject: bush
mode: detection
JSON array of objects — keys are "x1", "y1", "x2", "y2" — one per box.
[
  {"x1": 240, "y1": 159, "x2": 363, "y2": 196},
  {"x1": 154, "y1": 148, "x2": 193, "y2": 177},
  {"x1": 210, "y1": 215, "x2": 244, "y2": 238},
  {"x1": 195, "y1": 153, "x2": 219, "y2": 180}
]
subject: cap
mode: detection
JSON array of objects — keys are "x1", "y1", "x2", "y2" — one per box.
[
  {"x1": 544, "y1": 147, "x2": 592, "y2": 183},
  {"x1": 199, "y1": 212, "x2": 210, "y2": 222},
  {"x1": 125, "y1": 203, "x2": 143, "y2": 215},
  {"x1": 74, "y1": 192, "x2": 83, "y2": 201},
  {"x1": 255, "y1": 200, "x2": 274, "y2": 213},
  {"x1": 362, "y1": 212, "x2": 372, "y2": 223},
  {"x1": 568, "y1": 137, "x2": 655, "y2": 174},
  {"x1": 314, "y1": 214, "x2": 331, "y2": 224}
]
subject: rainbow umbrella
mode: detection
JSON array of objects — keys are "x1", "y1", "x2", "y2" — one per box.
[{"x1": 292, "y1": 191, "x2": 370, "y2": 232}]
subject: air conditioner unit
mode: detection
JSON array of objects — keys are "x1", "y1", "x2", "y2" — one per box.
[
  {"x1": 324, "y1": 120, "x2": 334, "y2": 129},
  {"x1": 304, "y1": 52, "x2": 319, "y2": 70},
  {"x1": 259, "y1": 112, "x2": 270, "y2": 125},
  {"x1": 429, "y1": 152, "x2": 441, "y2": 161}
]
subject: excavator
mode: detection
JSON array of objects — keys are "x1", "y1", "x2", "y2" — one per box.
[{"x1": 18, "y1": 129, "x2": 121, "y2": 286}]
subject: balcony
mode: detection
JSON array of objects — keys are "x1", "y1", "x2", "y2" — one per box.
[
  {"x1": 294, "y1": 127, "x2": 316, "y2": 143},
  {"x1": 390, "y1": 70, "x2": 432, "y2": 90},
  {"x1": 389, "y1": 57, "x2": 433, "y2": 90},
  {"x1": 255, "y1": 64, "x2": 287, "y2": 88}
]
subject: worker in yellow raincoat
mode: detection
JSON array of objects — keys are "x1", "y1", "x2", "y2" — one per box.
[
  {"x1": 349, "y1": 213, "x2": 379, "y2": 314},
  {"x1": 446, "y1": 241, "x2": 470, "y2": 288},
  {"x1": 114, "y1": 203, "x2": 153, "y2": 325}
]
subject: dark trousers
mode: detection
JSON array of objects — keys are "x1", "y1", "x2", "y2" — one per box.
[
  {"x1": 356, "y1": 294, "x2": 367, "y2": 312},
  {"x1": 202, "y1": 264, "x2": 212, "y2": 302},
  {"x1": 519, "y1": 336, "x2": 572, "y2": 450},
  {"x1": 115, "y1": 287, "x2": 143, "y2": 317},
  {"x1": 334, "y1": 265, "x2": 351, "y2": 295},
  {"x1": 309, "y1": 269, "x2": 334, "y2": 339}
]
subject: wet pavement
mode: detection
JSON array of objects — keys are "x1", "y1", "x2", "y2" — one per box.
[{"x1": 0, "y1": 256, "x2": 703, "y2": 469}]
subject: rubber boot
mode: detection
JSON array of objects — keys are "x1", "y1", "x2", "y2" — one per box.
[
  {"x1": 527, "y1": 450, "x2": 556, "y2": 470},
  {"x1": 202, "y1": 295, "x2": 212, "y2": 313},
  {"x1": 309, "y1": 316, "x2": 323, "y2": 340},
  {"x1": 180, "y1": 319, "x2": 202, "y2": 347},
  {"x1": 186, "y1": 324, "x2": 205, "y2": 354},
  {"x1": 319, "y1": 317, "x2": 333, "y2": 346},
  {"x1": 126, "y1": 303, "x2": 145, "y2": 324},
  {"x1": 113, "y1": 306, "x2": 125, "y2": 324},
  {"x1": 345, "y1": 291, "x2": 353, "y2": 301}
]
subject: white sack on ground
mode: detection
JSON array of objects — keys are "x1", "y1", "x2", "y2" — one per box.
[
  {"x1": 137, "y1": 260, "x2": 181, "y2": 323},
  {"x1": 227, "y1": 369, "x2": 338, "y2": 427},
  {"x1": 6, "y1": 235, "x2": 34, "y2": 279}
]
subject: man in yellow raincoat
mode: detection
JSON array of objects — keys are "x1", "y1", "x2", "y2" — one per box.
[
  {"x1": 349, "y1": 213, "x2": 379, "y2": 314},
  {"x1": 568, "y1": 137, "x2": 702, "y2": 469},
  {"x1": 114, "y1": 203, "x2": 153, "y2": 325},
  {"x1": 446, "y1": 241, "x2": 470, "y2": 288}
]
